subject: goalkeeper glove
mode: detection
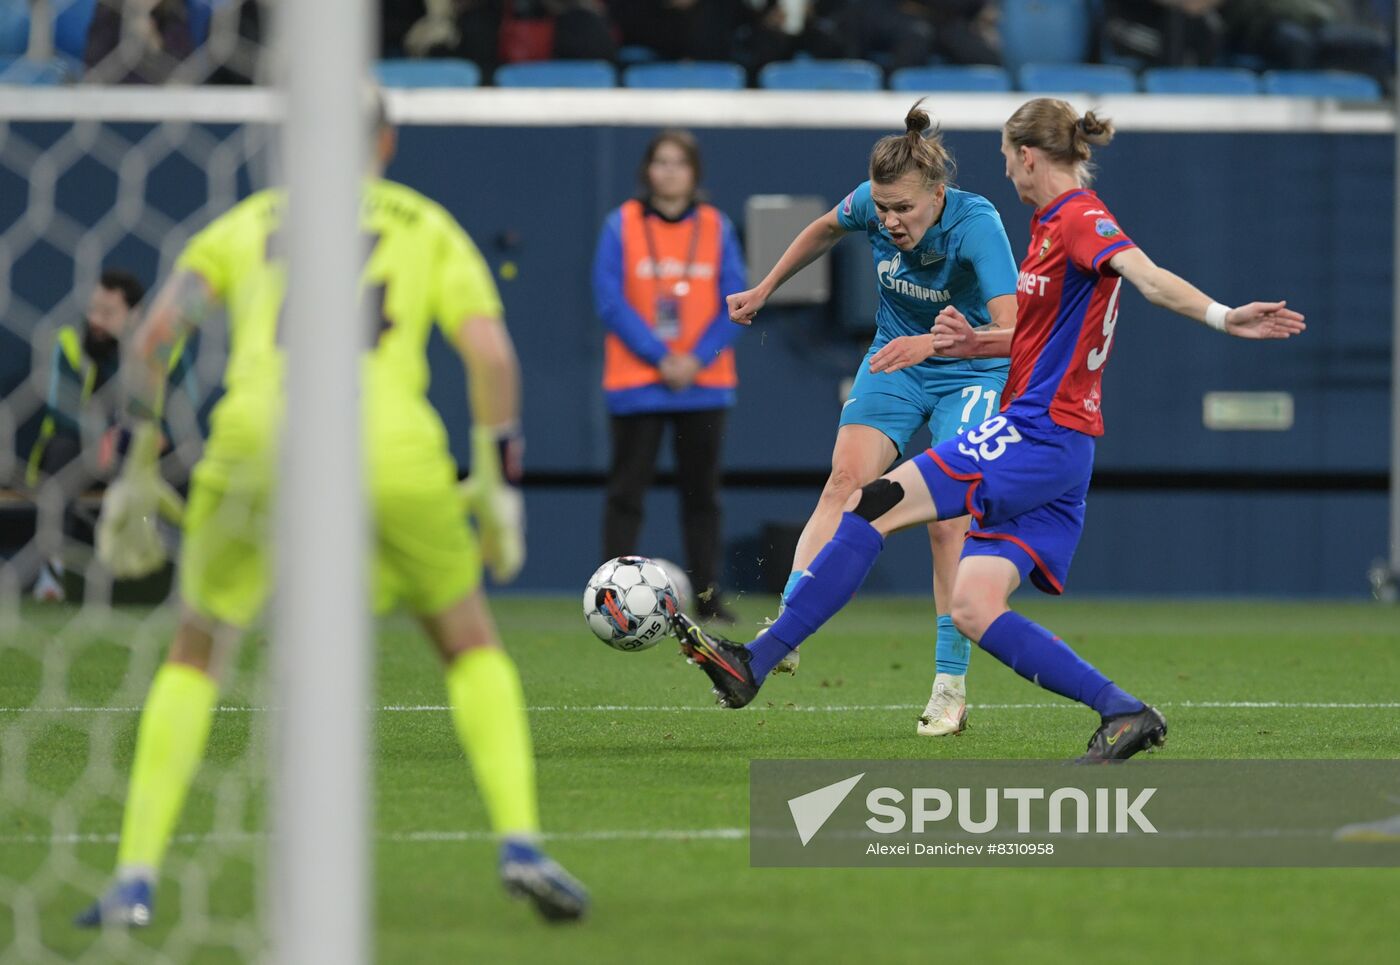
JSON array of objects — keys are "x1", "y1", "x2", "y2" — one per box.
[
  {"x1": 96, "y1": 423, "x2": 184, "y2": 579},
  {"x1": 459, "y1": 425, "x2": 525, "y2": 584}
]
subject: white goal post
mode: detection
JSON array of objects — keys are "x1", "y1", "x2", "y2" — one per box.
[{"x1": 269, "y1": 1, "x2": 372, "y2": 964}]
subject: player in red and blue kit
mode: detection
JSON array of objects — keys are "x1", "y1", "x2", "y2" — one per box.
[{"x1": 671, "y1": 98, "x2": 1306, "y2": 762}]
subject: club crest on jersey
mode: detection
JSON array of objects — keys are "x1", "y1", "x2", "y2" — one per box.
[
  {"x1": 919, "y1": 249, "x2": 945, "y2": 265},
  {"x1": 1038, "y1": 237, "x2": 1052, "y2": 260},
  {"x1": 1095, "y1": 219, "x2": 1121, "y2": 239}
]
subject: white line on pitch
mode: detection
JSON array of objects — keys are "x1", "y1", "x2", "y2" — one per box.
[
  {"x1": 4, "y1": 700, "x2": 1399, "y2": 714},
  {"x1": 0, "y1": 828, "x2": 747, "y2": 846}
]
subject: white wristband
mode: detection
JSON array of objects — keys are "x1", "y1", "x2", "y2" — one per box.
[{"x1": 1205, "y1": 302, "x2": 1231, "y2": 331}]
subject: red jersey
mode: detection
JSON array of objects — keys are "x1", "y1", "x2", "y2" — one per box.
[{"x1": 1002, "y1": 188, "x2": 1137, "y2": 436}]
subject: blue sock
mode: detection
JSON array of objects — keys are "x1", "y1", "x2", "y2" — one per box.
[
  {"x1": 978, "y1": 611, "x2": 1144, "y2": 717},
  {"x1": 746, "y1": 513, "x2": 884, "y2": 678},
  {"x1": 934, "y1": 614, "x2": 970, "y2": 676},
  {"x1": 780, "y1": 569, "x2": 804, "y2": 606}
]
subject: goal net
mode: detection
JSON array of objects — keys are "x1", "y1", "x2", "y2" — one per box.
[{"x1": 1, "y1": 2, "x2": 369, "y2": 960}]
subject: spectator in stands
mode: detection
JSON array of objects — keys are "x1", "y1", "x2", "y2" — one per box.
[
  {"x1": 735, "y1": 1, "x2": 801, "y2": 81},
  {"x1": 803, "y1": 0, "x2": 998, "y2": 69},
  {"x1": 385, "y1": 0, "x2": 503, "y2": 76},
  {"x1": 84, "y1": 0, "x2": 197, "y2": 84},
  {"x1": 497, "y1": 0, "x2": 617, "y2": 64},
  {"x1": 206, "y1": 0, "x2": 264, "y2": 85},
  {"x1": 25, "y1": 271, "x2": 170, "y2": 600},
  {"x1": 610, "y1": 0, "x2": 789, "y2": 69},
  {"x1": 1223, "y1": 0, "x2": 1390, "y2": 81},
  {"x1": 1104, "y1": 0, "x2": 1227, "y2": 67},
  {"x1": 592, "y1": 130, "x2": 746, "y2": 624},
  {"x1": 804, "y1": 0, "x2": 935, "y2": 68}
]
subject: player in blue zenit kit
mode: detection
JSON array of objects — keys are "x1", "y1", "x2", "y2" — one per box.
[
  {"x1": 676, "y1": 98, "x2": 1305, "y2": 761},
  {"x1": 726, "y1": 100, "x2": 1018, "y2": 736}
]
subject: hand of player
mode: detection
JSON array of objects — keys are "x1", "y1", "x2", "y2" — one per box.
[
  {"x1": 460, "y1": 426, "x2": 526, "y2": 584},
  {"x1": 95, "y1": 423, "x2": 183, "y2": 579},
  {"x1": 726, "y1": 286, "x2": 768, "y2": 325},
  {"x1": 931, "y1": 306, "x2": 978, "y2": 358},
  {"x1": 868, "y1": 334, "x2": 937, "y2": 374},
  {"x1": 1223, "y1": 301, "x2": 1307, "y2": 340},
  {"x1": 460, "y1": 477, "x2": 525, "y2": 584},
  {"x1": 659, "y1": 352, "x2": 700, "y2": 389}
]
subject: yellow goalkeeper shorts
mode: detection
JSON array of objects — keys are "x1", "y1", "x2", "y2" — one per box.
[{"x1": 180, "y1": 456, "x2": 481, "y2": 628}]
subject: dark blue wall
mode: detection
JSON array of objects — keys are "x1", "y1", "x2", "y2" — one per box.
[{"x1": 1, "y1": 120, "x2": 1392, "y2": 596}]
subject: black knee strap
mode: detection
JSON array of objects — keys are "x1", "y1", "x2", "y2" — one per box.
[{"x1": 853, "y1": 479, "x2": 904, "y2": 522}]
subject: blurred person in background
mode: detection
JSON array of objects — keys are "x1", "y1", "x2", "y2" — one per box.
[
  {"x1": 592, "y1": 129, "x2": 745, "y2": 624},
  {"x1": 611, "y1": 0, "x2": 790, "y2": 69},
  {"x1": 26, "y1": 269, "x2": 194, "y2": 602},
  {"x1": 1103, "y1": 0, "x2": 1227, "y2": 67},
  {"x1": 497, "y1": 0, "x2": 617, "y2": 63},
  {"x1": 84, "y1": 0, "x2": 197, "y2": 84},
  {"x1": 804, "y1": 0, "x2": 999, "y2": 69},
  {"x1": 1222, "y1": 0, "x2": 1391, "y2": 82},
  {"x1": 384, "y1": 0, "x2": 501, "y2": 74}
]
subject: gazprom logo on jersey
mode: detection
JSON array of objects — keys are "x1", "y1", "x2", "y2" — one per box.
[
  {"x1": 786, "y1": 772, "x2": 1156, "y2": 849},
  {"x1": 876, "y1": 252, "x2": 950, "y2": 303}
]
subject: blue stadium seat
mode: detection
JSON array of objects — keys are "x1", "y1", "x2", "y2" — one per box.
[
  {"x1": 376, "y1": 58, "x2": 481, "y2": 89},
  {"x1": 890, "y1": 66, "x2": 1012, "y2": 93},
  {"x1": 624, "y1": 61, "x2": 745, "y2": 90},
  {"x1": 617, "y1": 45, "x2": 659, "y2": 67},
  {"x1": 0, "y1": 55, "x2": 71, "y2": 85},
  {"x1": 1019, "y1": 63, "x2": 1137, "y2": 94},
  {"x1": 758, "y1": 59, "x2": 882, "y2": 91},
  {"x1": 1000, "y1": 0, "x2": 1091, "y2": 72},
  {"x1": 1, "y1": 2, "x2": 29, "y2": 57},
  {"x1": 1141, "y1": 68, "x2": 1261, "y2": 95},
  {"x1": 52, "y1": 0, "x2": 96, "y2": 61},
  {"x1": 1261, "y1": 70, "x2": 1382, "y2": 101},
  {"x1": 494, "y1": 60, "x2": 616, "y2": 88}
]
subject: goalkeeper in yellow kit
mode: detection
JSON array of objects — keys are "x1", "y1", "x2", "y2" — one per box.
[{"x1": 78, "y1": 109, "x2": 588, "y2": 926}]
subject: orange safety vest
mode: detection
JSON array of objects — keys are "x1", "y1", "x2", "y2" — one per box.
[{"x1": 603, "y1": 199, "x2": 738, "y2": 392}]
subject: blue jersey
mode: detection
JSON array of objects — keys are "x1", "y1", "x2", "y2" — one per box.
[{"x1": 836, "y1": 182, "x2": 1017, "y2": 369}]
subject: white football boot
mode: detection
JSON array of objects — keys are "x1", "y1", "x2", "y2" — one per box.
[
  {"x1": 759, "y1": 614, "x2": 801, "y2": 676},
  {"x1": 917, "y1": 674, "x2": 967, "y2": 736},
  {"x1": 772, "y1": 649, "x2": 801, "y2": 675}
]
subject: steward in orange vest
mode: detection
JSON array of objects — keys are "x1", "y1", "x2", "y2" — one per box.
[{"x1": 592, "y1": 197, "x2": 745, "y2": 414}]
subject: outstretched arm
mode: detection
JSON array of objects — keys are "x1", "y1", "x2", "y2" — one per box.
[
  {"x1": 727, "y1": 209, "x2": 848, "y2": 325},
  {"x1": 930, "y1": 294, "x2": 1017, "y2": 360},
  {"x1": 96, "y1": 270, "x2": 215, "y2": 578},
  {"x1": 126, "y1": 270, "x2": 217, "y2": 422},
  {"x1": 1107, "y1": 248, "x2": 1306, "y2": 339},
  {"x1": 454, "y1": 313, "x2": 526, "y2": 583}
]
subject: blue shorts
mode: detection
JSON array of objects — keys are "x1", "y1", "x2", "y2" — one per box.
[
  {"x1": 912, "y1": 411, "x2": 1095, "y2": 595},
  {"x1": 840, "y1": 349, "x2": 1009, "y2": 454}
]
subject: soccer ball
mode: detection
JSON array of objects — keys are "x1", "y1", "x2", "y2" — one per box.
[
  {"x1": 651, "y1": 558, "x2": 692, "y2": 612},
  {"x1": 583, "y1": 556, "x2": 678, "y2": 652}
]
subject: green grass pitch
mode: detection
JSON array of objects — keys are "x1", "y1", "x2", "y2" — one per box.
[{"x1": 2, "y1": 596, "x2": 1398, "y2": 963}]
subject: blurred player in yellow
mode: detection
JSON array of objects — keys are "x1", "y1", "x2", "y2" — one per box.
[{"x1": 78, "y1": 102, "x2": 588, "y2": 927}]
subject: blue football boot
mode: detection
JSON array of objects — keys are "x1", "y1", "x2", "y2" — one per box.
[
  {"x1": 75, "y1": 876, "x2": 154, "y2": 928},
  {"x1": 499, "y1": 838, "x2": 588, "y2": 923}
]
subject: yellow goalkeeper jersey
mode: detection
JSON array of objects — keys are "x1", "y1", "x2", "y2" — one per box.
[{"x1": 176, "y1": 178, "x2": 502, "y2": 481}]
